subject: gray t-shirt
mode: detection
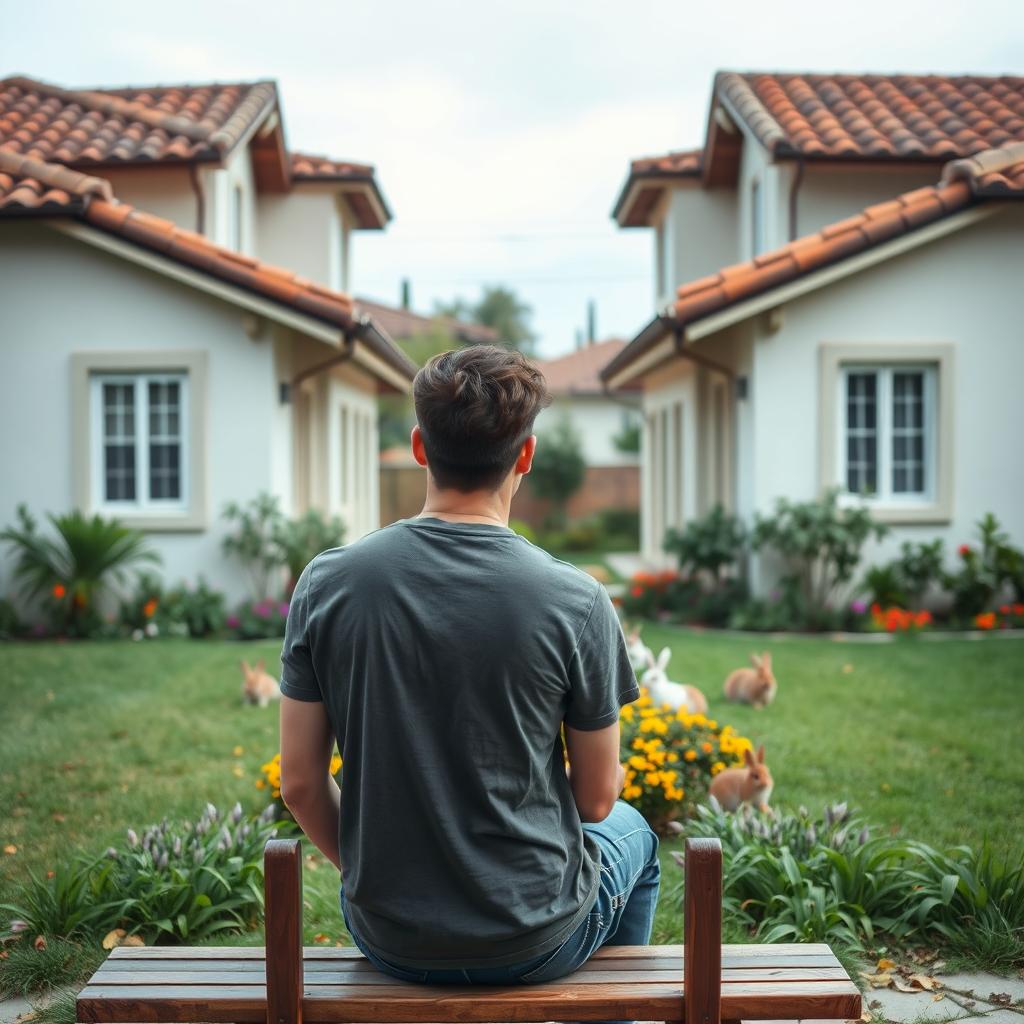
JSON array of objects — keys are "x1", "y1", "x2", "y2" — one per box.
[{"x1": 279, "y1": 516, "x2": 639, "y2": 969}]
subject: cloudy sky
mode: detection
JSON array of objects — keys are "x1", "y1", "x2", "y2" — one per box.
[{"x1": 3, "y1": 0, "x2": 1020, "y2": 357}]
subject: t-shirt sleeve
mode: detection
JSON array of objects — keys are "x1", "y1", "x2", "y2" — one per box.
[
  {"x1": 564, "y1": 586, "x2": 640, "y2": 731},
  {"x1": 279, "y1": 558, "x2": 322, "y2": 702}
]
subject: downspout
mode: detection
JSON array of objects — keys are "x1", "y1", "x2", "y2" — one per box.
[
  {"x1": 788, "y1": 157, "x2": 806, "y2": 241},
  {"x1": 188, "y1": 164, "x2": 206, "y2": 235},
  {"x1": 672, "y1": 323, "x2": 735, "y2": 379},
  {"x1": 289, "y1": 329, "x2": 357, "y2": 393}
]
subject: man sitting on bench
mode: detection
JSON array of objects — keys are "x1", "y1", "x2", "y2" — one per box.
[{"x1": 277, "y1": 345, "x2": 659, "y2": 996}]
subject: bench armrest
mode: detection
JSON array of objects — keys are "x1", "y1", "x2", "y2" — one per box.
[
  {"x1": 684, "y1": 837, "x2": 722, "y2": 1024},
  {"x1": 265, "y1": 838, "x2": 303, "y2": 1024}
]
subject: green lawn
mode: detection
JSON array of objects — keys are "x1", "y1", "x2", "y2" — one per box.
[{"x1": 2, "y1": 630, "x2": 1023, "y2": 954}]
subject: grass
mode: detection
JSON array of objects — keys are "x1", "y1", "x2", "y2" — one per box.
[{"x1": 1, "y1": 628, "x2": 1022, "y2": 986}]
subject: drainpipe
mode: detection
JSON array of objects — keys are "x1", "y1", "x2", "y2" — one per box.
[
  {"x1": 188, "y1": 165, "x2": 206, "y2": 235},
  {"x1": 289, "y1": 330, "x2": 357, "y2": 394},
  {"x1": 672, "y1": 323, "x2": 735, "y2": 379},
  {"x1": 788, "y1": 157, "x2": 806, "y2": 241}
]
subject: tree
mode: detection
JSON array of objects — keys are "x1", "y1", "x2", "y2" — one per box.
[
  {"x1": 436, "y1": 285, "x2": 537, "y2": 355},
  {"x1": 529, "y1": 416, "x2": 586, "y2": 528}
]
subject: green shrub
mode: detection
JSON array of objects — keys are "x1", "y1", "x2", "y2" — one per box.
[
  {"x1": 0, "y1": 937, "x2": 103, "y2": 998},
  {"x1": 946, "y1": 513, "x2": 1024, "y2": 621},
  {"x1": 664, "y1": 505, "x2": 746, "y2": 585},
  {"x1": 530, "y1": 416, "x2": 586, "y2": 529},
  {"x1": 560, "y1": 520, "x2": 603, "y2": 551},
  {"x1": 1, "y1": 804, "x2": 284, "y2": 946},
  {"x1": 752, "y1": 489, "x2": 888, "y2": 620},
  {"x1": 0, "y1": 596, "x2": 23, "y2": 639},
  {"x1": 162, "y1": 578, "x2": 227, "y2": 638},
  {"x1": 861, "y1": 540, "x2": 945, "y2": 609},
  {"x1": 275, "y1": 509, "x2": 345, "y2": 594},
  {"x1": 119, "y1": 571, "x2": 164, "y2": 636},
  {"x1": 226, "y1": 599, "x2": 289, "y2": 640},
  {"x1": 596, "y1": 507, "x2": 640, "y2": 547},
  {"x1": 1, "y1": 504, "x2": 159, "y2": 638},
  {"x1": 680, "y1": 801, "x2": 1024, "y2": 962}
]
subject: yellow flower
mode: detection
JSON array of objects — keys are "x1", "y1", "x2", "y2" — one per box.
[
  {"x1": 710, "y1": 761, "x2": 726, "y2": 776},
  {"x1": 628, "y1": 755, "x2": 650, "y2": 771},
  {"x1": 329, "y1": 755, "x2": 342, "y2": 775},
  {"x1": 644, "y1": 771, "x2": 661, "y2": 786},
  {"x1": 233, "y1": 746, "x2": 244, "y2": 757},
  {"x1": 620, "y1": 705, "x2": 634, "y2": 721},
  {"x1": 255, "y1": 779, "x2": 266, "y2": 790},
  {"x1": 684, "y1": 750, "x2": 697, "y2": 762}
]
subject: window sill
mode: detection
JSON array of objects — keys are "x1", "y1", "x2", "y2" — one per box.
[
  {"x1": 98, "y1": 512, "x2": 207, "y2": 533},
  {"x1": 858, "y1": 504, "x2": 952, "y2": 526}
]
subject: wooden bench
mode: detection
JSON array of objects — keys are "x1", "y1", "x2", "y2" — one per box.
[{"x1": 77, "y1": 837, "x2": 861, "y2": 1024}]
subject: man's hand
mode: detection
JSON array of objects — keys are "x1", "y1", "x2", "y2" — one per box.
[{"x1": 279, "y1": 695, "x2": 343, "y2": 872}]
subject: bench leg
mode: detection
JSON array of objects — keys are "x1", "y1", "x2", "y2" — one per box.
[
  {"x1": 683, "y1": 837, "x2": 722, "y2": 1024},
  {"x1": 265, "y1": 838, "x2": 304, "y2": 1024}
]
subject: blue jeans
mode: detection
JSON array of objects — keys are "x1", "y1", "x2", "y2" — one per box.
[{"x1": 340, "y1": 801, "x2": 660, "y2": 1021}]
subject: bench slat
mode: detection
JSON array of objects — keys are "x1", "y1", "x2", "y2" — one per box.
[
  {"x1": 77, "y1": 979, "x2": 861, "y2": 1023},
  {"x1": 90, "y1": 967, "x2": 854, "y2": 986}
]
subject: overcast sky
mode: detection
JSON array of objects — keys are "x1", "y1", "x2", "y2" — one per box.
[{"x1": 3, "y1": 0, "x2": 1021, "y2": 357}]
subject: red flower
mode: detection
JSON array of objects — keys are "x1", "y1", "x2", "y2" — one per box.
[
  {"x1": 974, "y1": 611, "x2": 997, "y2": 631},
  {"x1": 958, "y1": 544, "x2": 972, "y2": 558},
  {"x1": 52, "y1": 583, "x2": 66, "y2": 599},
  {"x1": 143, "y1": 598, "x2": 159, "y2": 618},
  {"x1": 630, "y1": 585, "x2": 644, "y2": 598}
]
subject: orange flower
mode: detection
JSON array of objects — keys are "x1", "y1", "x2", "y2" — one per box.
[
  {"x1": 701, "y1": 741, "x2": 713, "y2": 754},
  {"x1": 52, "y1": 583, "x2": 66, "y2": 599},
  {"x1": 974, "y1": 611, "x2": 997, "y2": 630},
  {"x1": 143, "y1": 598, "x2": 158, "y2": 618},
  {"x1": 630, "y1": 585, "x2": 644, "y2": 598},
  {"x1": 914, "y1": 610, "x2": 932, "y2": 628}
]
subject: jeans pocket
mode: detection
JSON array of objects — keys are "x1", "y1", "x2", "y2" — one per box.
[{"x1": 517, "y1": 909, "x2": 601, "y2": 984}]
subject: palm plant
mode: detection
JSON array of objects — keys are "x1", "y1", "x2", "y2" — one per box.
[{"x1": 1, "y1": 504, "x2": 159, "y2": 636}]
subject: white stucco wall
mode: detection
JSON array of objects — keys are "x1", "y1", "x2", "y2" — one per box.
[
  {"x1": 0, "y1": 223, "x2": 282, "y2": 605},
  {"x1": 203, "y1": 147, "x2": 258, "y2": 254},
  {"x1": 257, "y1": 187, "x2": 349, "y2": 291},
  {"x1": 747, "y1": 206, "x2": 1024, "y2": 579},
  {"x1": 535, "y1": 396, "x2": 641, "y2": 468},
  {"x1": 99, "y1": 166, "x2": 199, "y2": 232},
  {"x1": 662, "y1": 185, "x2": 739, "y2": 301}
]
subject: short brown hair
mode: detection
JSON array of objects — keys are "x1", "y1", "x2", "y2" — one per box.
[{"x1": 413, "y1": 346, "x2": 551, "y2": 491}]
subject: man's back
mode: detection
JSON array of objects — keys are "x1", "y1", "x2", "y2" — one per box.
[{"x1": 280, "y1": 516, "x2": 637, "y2": 968}]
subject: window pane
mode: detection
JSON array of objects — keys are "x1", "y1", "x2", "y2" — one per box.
[
  {"x1": 148, "y1": 380, "x2": 183, "y2": 501},
  {"x1": 892, "y1": 371, "x2": 926, "y2": 495},
  {"x1": 845, "y1": 372, "x2": 877, "y2": 495},
  {"x1": 102, "y1": 383, "x2": 136, "y2": 502}
]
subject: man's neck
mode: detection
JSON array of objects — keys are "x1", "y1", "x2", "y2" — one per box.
[{"x1": 419, "y1": 482, "x2": 514, "y2": 527}]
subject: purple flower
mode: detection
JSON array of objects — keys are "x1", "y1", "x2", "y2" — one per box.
[
  {"x1": 253, "y1": 602, "x2": 269, "y2": 619},
  {"x1": 278, "y1": 602, "x2": 289, "y2": 618},
  {"x1": 226, "y1": 615, "x2": 240, "y2": 629},
  {"x1": 850, "y1": 599, "x2": 868, "y2": 615}
]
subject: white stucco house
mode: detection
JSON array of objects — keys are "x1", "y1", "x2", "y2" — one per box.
[
  {"x1": 604, "y1": 71, "x2": 1024, "y2": 582},
  {"x1": 0, "y1": 75, "x2": 416, "y2": 602}
]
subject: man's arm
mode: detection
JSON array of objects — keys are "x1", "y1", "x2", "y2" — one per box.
[
  {"x1": 279, "y1": 695, "x2": 342, "y2": 872},
  {"x1": 564, "y1": 721, "x2": 625, "y2": 822}
]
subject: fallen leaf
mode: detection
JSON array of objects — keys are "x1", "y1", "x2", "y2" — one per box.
[
  {"x1": 877, "y1": 958, "x2": 897, "y2": 971},
  {"x1": 233, "y1": 746, "x2": 244, "y2": 757},
  {"x1": 989, "y1": 993, "x2": 1012, "y2": 1006},
  {"x1": 893, "y1": 977, "x2": 917, "y2": 993},
  {"x1": 33, "y1": 935, "x2": 47, "y2": 951},
  {"x1": 0, "y1": 950, "x2": 8, "y2": 960},
  {"x1": 51, "y1": 813, "x2": 66, "y2": 823},
  {"x1": 102, "y1": 929, "x2": 127, "y2": 950},
  {"x1": 859, "y1": 971, "x2": 893, "y2": 988},
  {"x1": 46, "y1": 870, "x2": 55, "y2": 879},
  {"x1": 842, "y1": 663, "x2": 854, "y2": 674},
  {"x1": 908, "y1": 974, "x2": 941, "y2": 991},
  {"x1": 313, "y1": 933, "x2": 331, "y2": 944},
  {"x1": 45, "y1": 690, "x2": 55, "y2": 702},
  {"x1": 122, "y1": 935, "x2": 145, "y2": 947},
  {"x1": 932, "y1": 994, "x2": 945, "y2": 1002},
  {"x1": 3, "y1": 845, "x2": 16, "y2": 855},
  {"x1": 231, "y1": 766, "x2": 244, "y2": 778},
  {"x1": 860, "y1": 1013, "x2": 872, "y2": 1024}
]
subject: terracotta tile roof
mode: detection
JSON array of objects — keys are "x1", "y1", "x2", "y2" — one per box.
[
  {"x1": 289, "y1": 151, "x2": 392, "y2": 227},
  {"x1": 354, "y1": 297, "x2": 498, "y2": 346},
  {"x1": 0, "y1": 150, "x2": 414, "y2": 380},
  {"x1": 716, "y1": 72, "x2": 1024, "y2": 162},
  {"x1": 537, "y1": 339, "x2": 629, "y2": 395},
  {"x1": 0, "y1": 75, "x2": 276, "y2": 166},
  {"x1": 603, "y1": 144, "x2": 1023, "y2": 384},
  {"x1": 941, "y1": 139, "x2": 1024, "y2": 195},
  {"x1": 0, "y1": 149, "x2": 111, "y2": 213},
  {"x1": 612, "y1": 148, "x2": 702, "y2": 226},
  {"x1": 290, "y1": 152, "x2": 375, "y2": 179}
]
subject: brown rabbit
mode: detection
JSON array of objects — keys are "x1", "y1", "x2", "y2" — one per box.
[
  {"x1": 708, "y1": 745, "x2": 773, "y2": 813},
  {"x1": 723, "y1": 651, "x2": 777, "y2": 708},
  {"x1": 240, "y1": 659, "x2": 280, "y2": 708}
]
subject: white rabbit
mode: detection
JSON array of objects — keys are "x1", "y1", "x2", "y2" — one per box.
[
  {"x1": 640, "y1": 647, "x2": 709, "y2": 716},
  {"x1": 624, "y1": 623, "x2": 653, "y2": 674}
]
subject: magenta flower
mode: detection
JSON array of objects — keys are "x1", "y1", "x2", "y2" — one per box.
[
  {"x1": 226, "y1": 614, "x2": 240, "y2": 629},
  {"x1": 850, "y1": 600, "x2": 867, "y2": 615},
  {"x1": 278, "y1": 602, "x2": 289, "y2": 617}
]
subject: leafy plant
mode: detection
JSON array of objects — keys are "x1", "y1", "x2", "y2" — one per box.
[
  {"x1": 1, "y1": 804, "x2": 285, "y2": 947},
  {"x1": 0, "y1": 504, "x2": 159, "y2": 637},
  {"x1": 162, "y1": 578, "x2": 227, "y2": 638},
  {"x1": 946, "y1": 514, "x2": 1024, "y2": 620},
  {"x1": 507, "y1": 518, "x2": 537, "y2": 543},
  {"x1": 226, "y1": 598, "x2": 290, "y2": 640},
  {"x1": 529, "y1": 416, "x2": 586, "y2": 529},
  {"x1": 664, "y1": 505, "x2": 746, "y2": 585},
  {"x1": 0, "y1": 937, "x2": 103, "y2": 998},
  {"x1": 119, "y1": 571, "x2": 164, "y2": 635},
  {"x1": 861, "y1": 540, "x2": 945, "y2": 609},
  {"x1": 0, "y1": 596, "x2": 22, "y2": 639},
  {"x1": 274, "y1": 509, "x2": 345, "y2": 593},
  {"x1": 612, "y1": 412, "x2": 641, "y2": 454},
  {"x1": 221, "y1": 494, "x2": 287, "y2": 601},
  {"x1": 752, "y1": 489, "x2": 888, "y2": 620}
]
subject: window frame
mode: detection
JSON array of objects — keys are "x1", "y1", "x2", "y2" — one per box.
[
  {"x1": 72, "y1": 351, "x2": 208, "y2": 531},
  {"x1": 90, "y1": 372, "x2": 190, "y2": 516},
  {"x1": 818, "y1": 343, "x2": 953, "y2": 524},
  {"x1": 837, "y1": 364, "x2": 937, "y2": 506},
  {"x1": 751, "y1": 177, "x2": 765, "y2": 258}
]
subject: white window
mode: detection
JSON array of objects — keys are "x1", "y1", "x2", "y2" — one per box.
[
  {"x1": 751, "y1": 178, "x2": 765, "y2": 257},
  {"x1": 91, "y1": 373, "x2": 189, "y2": 513},
  {"x1": 839, "y1": 365, "x2": 936, "y2": 504}
]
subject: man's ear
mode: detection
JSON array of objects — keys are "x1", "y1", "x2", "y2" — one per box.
[
  {"x1": 410, "y1": 425, "x2": 429, "y2": 468},
  {"x1": 515, "y1": 434, "x2": 537, "y2": 476}
]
